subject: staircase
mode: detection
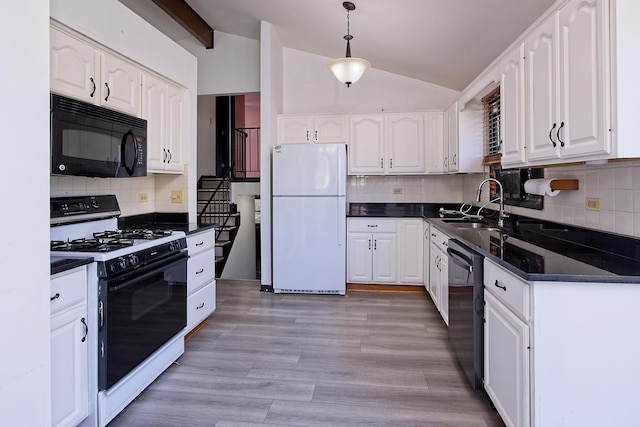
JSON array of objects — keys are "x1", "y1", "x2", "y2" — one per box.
[{"x1": 197, "y1": 172, "x2": 241, "y2": 277}]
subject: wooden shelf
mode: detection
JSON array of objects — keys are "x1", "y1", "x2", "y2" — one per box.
[{"x1": 550, "y1": 179, "x2": 579, "y2": 191}]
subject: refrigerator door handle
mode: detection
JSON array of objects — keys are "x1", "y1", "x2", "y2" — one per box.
[{"x1": 337, "y1": 201, "x2": 345, "y2": 246}]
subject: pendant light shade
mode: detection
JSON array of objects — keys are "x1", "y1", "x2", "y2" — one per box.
[{"x1": 328, "y1": 2, "x2": 370, "y2": 87}]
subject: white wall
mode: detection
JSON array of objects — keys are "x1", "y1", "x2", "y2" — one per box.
[
  {"x1": 197, "y1": 96, "x2": 217, "y2": 177},
  {"x1": 180, "y1": 32, "x2": 260, "y2": 96},
  {"x1": 282, "y1": 48, "x2": 460, "y2": 114},
  {"x1": 260, "y1": 22, "x2": 284, "y2": 287},
  {"x1": 0, "y1": 1, "x2": 50, "y2": 425},
  {"x1": 50, "y1": 0, "x2": 198, "y2": 221}
]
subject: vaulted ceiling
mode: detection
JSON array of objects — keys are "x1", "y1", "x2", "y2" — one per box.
[{"x1": 119, "y1": 0, "x2": 557, "y2": 91}]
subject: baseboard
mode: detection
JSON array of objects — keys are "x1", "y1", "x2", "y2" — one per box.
[
  {"x1": 347, "y1": 283, "x2": 427, "y2": 293},
  {"x1": 185, "y1": 319, "x2": 208, "y2": 341}
]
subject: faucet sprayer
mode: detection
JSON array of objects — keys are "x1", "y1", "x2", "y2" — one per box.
[{"x1": 476, "y1": 178, "x2": 509, "y2": 227}]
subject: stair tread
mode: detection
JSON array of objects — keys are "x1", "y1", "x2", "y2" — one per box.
[{"x1": 216, "y1": 241, "x2": 231, "y2": 247}]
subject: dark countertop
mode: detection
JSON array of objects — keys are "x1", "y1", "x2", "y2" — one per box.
[
  {"x1": 348, "y1": 202, "x2": 461, "y2": 218},
  {"x1": 346, "y1": 203, "x2": 640, "y2": 283},
  {"x1": 428, "y1": 217, "x2": 640, "y2": 284},
  {"x1": 118, "y1": 213, "x2": 216, "y2": 235},
  {"x1": 51, "y1": 257, "x2": 93, "y2": 275}
]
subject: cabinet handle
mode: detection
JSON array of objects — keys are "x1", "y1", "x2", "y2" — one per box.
[
  {"x1": 444, "y1": 156, "x2": 448, "y2": 168},
  {"x1": 494, "y1": 279, "x2": 507, "y2": 291},
  {"x1": 390, "y1": 158, "x2": 393, "y2": 168},
  {"x1": 380, "y1": 158, "x2": 384, "y2": 168},
  {"x1": 81, "y1": 317, "x2": 88, "y2": 343},
  {"x1": 557, "y1": 121, "x2": 565, "y2": 147},
  {"x1": 196, "y1": 302, "x2": 205, "y2": 310},
  {"x1": 89, "y1": 77, "x2": 96, "y2": 98},
  {"x1": 368, "y1": 239, "x2": 371, "y2": 250},
  {"x1": 549, "y1": 123, "x2": 557, "y2": 147},
  {"x1": 196, "y1": 268, "x2": 204, "y2": 274},
  {"x1": 167, "y1": 150, "x2": 173, "y2": 163},
  {"x1": 99, "y1": 301, "x2": 104, "y2": 327},
  {"x1": 367, "y1": 224, "x2": 378, "y2": 228},
  {"x1": 104, "y1": 82, "x2": 110, "y2": 102},
  {"x1": 195, "y1": 241, "x2": 204, "y2": 246},
  {"x1": 431, "y1": 232, "x2": 436, "y2": 237},
  {"x1": 442, "y1": 240, "x2": 447, "y2": 247},
  {"x1": 50, "y1": 292, "x2": 60, "y2": 301},
  {"x1": 306, "y1": 130, "x2": 309, "y2": 141},
  {"x1": 452, "y1": 154, "x2": 457, "y2": 166},
  {"x1": 162, "y1": 148, "x2": 167, "y2": 162},
  {"x1": 315, "y1": 130, "x2": 318, "y2": 140},
  {"x1": 374, "y1": 239, "x2": 377, "y2": 250}
]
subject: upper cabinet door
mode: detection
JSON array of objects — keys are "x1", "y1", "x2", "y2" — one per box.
[
  {"x1": 166, "y1": 84, "x2": 185, "y2": 172},
  {"x1": 386, "y1": 113, "x2": 425, "y2": 174},
  {"x1": 314, "y1": 115, "x2": 347, "y2": 144},
  {"x1": 500, "y1": 44, "x2": 526, "y2": 166},
  {"x1": 557, "y1": 0, "x2": 610, "y2": 158},
  {"x1": 278, "y1": 116, "x2": 312, "y2": 144},
  {"x1": 526, "y1": 14, "x2": 559, "y2": 163},
  {"x1": 425, "y1": 112, "x2": 445, "y2": 174},
  {"x1": 446, "y1": 103, "x2": 459, "y2": 172},
  {"x1": 142, "y1": 73, "x2": 168, "y2": 171},
  {"x1": 348, "y1": 114, "x2": 385, "y2": 175},
  {"x1": 101, "y1": 52, "x2": 141, "y2": 116},
  {"x1": 50, "y1": 28, "x2": 100, "y2": 104}
]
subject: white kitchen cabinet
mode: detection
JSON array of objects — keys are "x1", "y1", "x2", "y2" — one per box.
[
  {"x1": 422, "y1": 221, "x2": 430, "y2": 292},
  {"x1": 50, "y1": 26, "x2": 141, "y2": 116},
  {"x1": 348, "y1": 114, "x2": 386, "y2": 174},
  {"x1": 424, "y1": 112, "x2": 445, "y2": 174},
  {"x1": 347, "y1": 218, "x2": 397, "y2": 283},
  {"x1": 278, "y1": 115, "x2": 347, "y2": 144},
  {"x1": 444, "y1": 104, "x2": 459, "y2": 173},
  {"x1": 143, "y1": 73, "x2": 185, "y2": 173},
  {"x1": 428, "y1": 226, "x2": 450, "y2": 324},
  {"x1": 348, "y1": 113, "x2": 425, "y2": 175},
  {"x1": 525, "y1": 0, "x2": 609, "y2": 164},
  {"x1": 386, "y1": 113, "x2": 425, "y2": 174},
  {"x1": 500, "y1": 44, "x2": 527, "y2": 166},
  {"x1": 397, "y1": 219, "x2": 424, "y2": 284},
  {"x1": 186, "y1": 229, "x2": 216, "y2": 333},
  {"x1": 50, "y1": 266, "x2": 89, "y2": 427},
  {"x1": 484, "y1": 260, "x2": 531, "y2": 427}
]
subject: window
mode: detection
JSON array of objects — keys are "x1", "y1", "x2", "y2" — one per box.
[{"x1": 482, "y1": 86, "x2": 501, "y2": 165}]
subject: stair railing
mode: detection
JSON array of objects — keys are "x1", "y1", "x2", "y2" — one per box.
[{"x1": 197, "y1": 168, "x2": 232, "y2": 229}]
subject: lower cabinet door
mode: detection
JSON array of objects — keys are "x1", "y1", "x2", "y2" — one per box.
[
  {"x1": 51, "y1": 305, "x2": 88, "y2": 427},
  {"x1": 347, "y1": 233, "x2": 373, "y2": 282},
  {"x1": 372, "y1": 234, "x2": 397, "y2": 283},
  {"x1": 484, "y1": 291, "x2": 530, "y2": 427},
  {"x1": 187, "y1": 281, "x2": 216, "y2": 332}
]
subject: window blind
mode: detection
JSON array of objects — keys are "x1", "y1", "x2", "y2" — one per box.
[{"x1": 482, "y1": 86, "x2": 501, "y2": 164}]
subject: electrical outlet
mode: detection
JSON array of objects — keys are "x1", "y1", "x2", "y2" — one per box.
[
  {"x1": 585, "y1": 197, "x2": 601, "y2": 211},
  {"x1": 171, "y1": 190, "x2": 183, "y2": 203},
  {"x1": 392, "y1": 187, "x2": 403, "y2": 195},
  {"x1": 138, "y1": 193, "x2": 148, "y2": 202}
]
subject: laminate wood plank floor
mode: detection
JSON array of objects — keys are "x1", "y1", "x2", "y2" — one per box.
[{"x1": 109, "y1": 280, "x2": 504, "y2": 427}]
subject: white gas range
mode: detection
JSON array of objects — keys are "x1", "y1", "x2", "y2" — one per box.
[{"x1": 50, "y1": 195, "x2": 187, "y2": 426}]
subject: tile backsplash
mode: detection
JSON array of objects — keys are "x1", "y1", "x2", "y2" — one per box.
[
  {"x1": 347, "y1": 175, "x2": 465, "y2": 204},
  {"x1": 50, "y1": 171, "x2": 189, "y2": 217},
  {"x1": 464, "y1": 160, "x2": 640, "y2": 238}
]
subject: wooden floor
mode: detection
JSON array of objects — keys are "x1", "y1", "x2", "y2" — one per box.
[{"x1": 109, "y1": 280, "x2": 504, "y2": 427}]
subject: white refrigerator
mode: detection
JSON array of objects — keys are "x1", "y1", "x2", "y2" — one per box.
[{"x1": 272, "y1": 143, "x2": 347, "y2": 295}]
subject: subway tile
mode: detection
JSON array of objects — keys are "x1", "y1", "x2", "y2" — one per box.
[
  {"x1": 615, "y1": 167, "x2": 633, "y2": 189},
  {"x1": 615, "y1": 211, "x2": 633, "y2": 236}
]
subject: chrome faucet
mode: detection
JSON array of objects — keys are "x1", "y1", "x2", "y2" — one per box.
[{"x1": 475, "y1": 178, "x2": 509, "y2": 227}]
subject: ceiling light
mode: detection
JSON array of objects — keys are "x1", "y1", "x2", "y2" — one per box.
[{"x1": 327, "y1": 1, "x2": 371, "y2": 87}]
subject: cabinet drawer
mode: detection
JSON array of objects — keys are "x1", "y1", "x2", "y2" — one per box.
[
  {"x1": 51, "y1": 267, "x2": 87, "y2": 314},
  {"x1": 430, "y1": 226, "x2": 450, "y2": 253},
  {"x1": 187, "y1": 229, "x2": 215, "y2": 256},
  {"x1": 187, "y1": 281, "x2": 216, "y2": 332},
  {"x1": 348, "y1": 218, "x2": 397, "y2": 233},
  {"x1": 188, "y1": 250, "x2": 215, "y2": 293},
  {"x1": 484, "y1": 259, "x2": 530, "y2": 320}
]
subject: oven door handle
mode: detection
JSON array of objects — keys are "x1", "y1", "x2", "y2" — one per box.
[{"x1": 105, "y1": 252, "x2": 188, "y2": 292}]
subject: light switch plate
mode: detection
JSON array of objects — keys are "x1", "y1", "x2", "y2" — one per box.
[
  {"x1": 138, "y1": 193, "x2": 148, "y2": 202},
  {"x1": 392, "y1": 188, "x2": 403, "y2": 195},
  {"x1": 171, "y1": 190, "x2": 183, "y2": 203},
  {"x1": 585, "y1": 197, "x2": 601, "y2": 211}
]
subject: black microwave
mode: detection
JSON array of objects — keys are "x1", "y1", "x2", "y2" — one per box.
[{"x1": 51, "y1": 93, "x2": 147, "y2": 178}]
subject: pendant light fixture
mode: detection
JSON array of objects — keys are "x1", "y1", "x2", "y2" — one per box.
[{"x1": 327, "y1": 1, "x2": 371, "y2": 87}]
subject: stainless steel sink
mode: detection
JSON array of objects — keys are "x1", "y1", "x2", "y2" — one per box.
[{"x1": 442, "y1": 219, "x2": 502, "y2": 232}]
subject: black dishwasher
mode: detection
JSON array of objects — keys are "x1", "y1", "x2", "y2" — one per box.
[{"x1": 447, "y1": 239, "x2": 484, "y2": 390}]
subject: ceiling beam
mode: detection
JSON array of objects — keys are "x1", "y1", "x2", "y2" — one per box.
[{"x1": 151, "y1": 0, "x2": 214, "y2": 49}]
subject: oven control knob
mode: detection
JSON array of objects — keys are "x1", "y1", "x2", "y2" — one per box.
[
  {"x1": 91, "y1": 199, "x2": 99, "y2": 209},
  {"x1": 129, "y1": 254, "x2": 139, "y2": 265},
  {"x1": 118, "y1": 257, "x2": 128, "y2": 269}
]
